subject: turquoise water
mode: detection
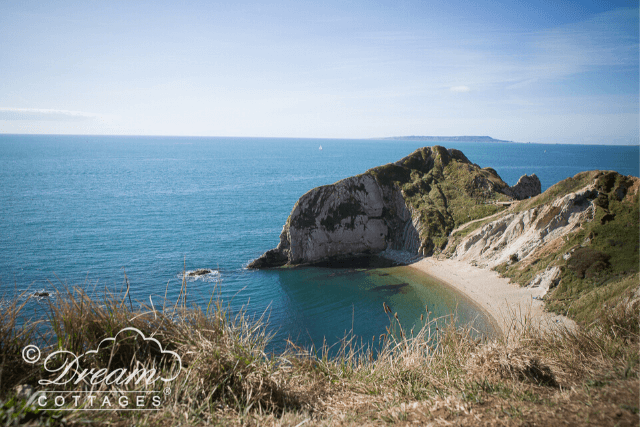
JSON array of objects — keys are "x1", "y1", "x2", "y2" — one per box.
[{"x1": 1, "y1": 135, "x2": 638, "y2": 350}]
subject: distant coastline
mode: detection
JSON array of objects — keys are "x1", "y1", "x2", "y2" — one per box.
[{"x1": 382, "y1": 135, "x2": 516, "y2": 143}]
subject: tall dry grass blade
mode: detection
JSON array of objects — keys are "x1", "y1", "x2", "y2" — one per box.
[{"x1": 121, "y1": 267, "x2": 133, "y2": 311}]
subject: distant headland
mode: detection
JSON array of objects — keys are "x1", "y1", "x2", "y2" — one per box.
[{"x1": 383, "y1": 135, "x2": 516, "y2": 143}]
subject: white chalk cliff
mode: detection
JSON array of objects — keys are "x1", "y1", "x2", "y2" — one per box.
[
  {"x1": 249, "y1": 146, "x2": 541, "y2": 268},
  {"x1": 449, "y1": 170, "x2": 640, "y2": 297}
]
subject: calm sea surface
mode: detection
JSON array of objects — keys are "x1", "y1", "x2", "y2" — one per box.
[{"x1": 1, "y1": 135, "x2": 638, "y2": 350}]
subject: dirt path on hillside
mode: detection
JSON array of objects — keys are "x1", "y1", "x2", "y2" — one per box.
[{"x1": 450, "y1": 201, "x2": 519, "y2": 235}]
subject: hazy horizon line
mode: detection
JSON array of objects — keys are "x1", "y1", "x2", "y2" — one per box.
[{"x1": 1, "y1": 132, "x2": 639, "y2": 146}]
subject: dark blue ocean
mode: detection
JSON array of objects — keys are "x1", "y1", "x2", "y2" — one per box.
[{"x1": 1, "y1": 135, "x2": 638, "y2": 350}]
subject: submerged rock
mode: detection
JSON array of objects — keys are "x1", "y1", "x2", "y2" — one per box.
[{"x1": 249, "y1": 146, "x2": 540, "y2": 268}]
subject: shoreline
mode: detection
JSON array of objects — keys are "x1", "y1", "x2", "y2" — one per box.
[{"x1": 408, "y1": 258, "x2": 576, "y2": 338}]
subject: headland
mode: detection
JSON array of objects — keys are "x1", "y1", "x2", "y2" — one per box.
[{"x1": 250, "y1": 146, "x2": 639, "y2": 341}]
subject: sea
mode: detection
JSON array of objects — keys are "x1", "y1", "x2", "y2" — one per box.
[{"x1": 1, "y1": 135, "x2": 638, "y2": 352}]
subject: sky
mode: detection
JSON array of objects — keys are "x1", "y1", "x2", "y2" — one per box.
[{"x1": 0, "y1": 0, "x2": 638, "y2": 144}]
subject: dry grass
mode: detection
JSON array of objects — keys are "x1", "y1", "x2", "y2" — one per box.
[
  {"x1": 0, "y1": 292, "x2": 46, "y2": 397},
  {"x1": 0, "y1": 273, "x2": 638, "y2": 426}
]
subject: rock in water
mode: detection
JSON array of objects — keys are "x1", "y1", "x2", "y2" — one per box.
[
  {"x1": 187, "y1": 268, "x2": 214, "y2": 277},
  {"x1": 32, "y1": 290, "x2": 50, "y2": 297},
  {"x1": 248, "y1": 146, "x2": 540, "y2": 268}
]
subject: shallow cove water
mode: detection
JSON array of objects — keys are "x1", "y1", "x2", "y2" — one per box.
[
  {"x1": 267, "y1": 265, "x2": 498, "y2": 353},
  {"x1": 1, "y1": 135, "x2": 637, "y2": 352}
]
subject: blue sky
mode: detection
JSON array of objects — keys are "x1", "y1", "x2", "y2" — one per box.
[{"x1": 0, "y1": 0, "x2": 637, "y2": 143}]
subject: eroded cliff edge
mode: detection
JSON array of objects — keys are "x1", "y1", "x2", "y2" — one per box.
[
  {"x1": 445, "y1": 170, "x2": 640, "y2": 312},
  {"x1": 248, "y1": 146, "x2": 541, "y2": 268}
]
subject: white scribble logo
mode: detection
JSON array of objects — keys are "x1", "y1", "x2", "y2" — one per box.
[{"x1": 22, "y1": 327, "x2": 182, "y2": 411}]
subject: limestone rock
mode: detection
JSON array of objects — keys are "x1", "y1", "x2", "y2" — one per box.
[
  {"x1": 452, "y1": 185, "x2": 598, "y2": 269},
  {"x1": 248, "y1": 146, "x2": 524, "y2": 268},
  {"x1": 446, "y1": 170, "x2": 639, "y2": 298},
  {"x1": 528, "y1": 266, "x2": 562, "y2": 297},
  {"x1": 247, "y1": 248, "x2": 288, "y2": 269},
  {"x1": 504, "y1": 174, "x2": 541, "y2": 200},
  {"x1": 248, "y1": 174, "x2": 415, "y2": 268}
]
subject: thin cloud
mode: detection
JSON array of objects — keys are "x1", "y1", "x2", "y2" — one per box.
[
  {"x1": 410, "y1": 7, "x2": 638, "y2": 94},
  {"x1": 506, "y1": 78, "x2": 539, "y2": 90},
  {"x1": 515, "y1": 7, "x2": 638, "y2": 83},
  {"x1": 0, "y1": 108, "x2": 98, "y2": 121},
  {"x1": 450, "y1": 86, "x2": 471, "y2": 93}
]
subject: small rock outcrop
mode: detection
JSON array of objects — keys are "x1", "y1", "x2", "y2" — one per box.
[
  {"x1": 504, "y1": 174, "x2": 541, "y2": 200},
  {"x1": 32, "y1": 290, "x2": 51, "y2": 298},
  {"x1": 528, "y1": 266, "x2": 562, "y2": 297},
  {"x1": 187, "y1": 268, "x2": 214, "y2": 277},
  {"x1": 249, "y1": 146, "x2": 540, "y2": 268}
]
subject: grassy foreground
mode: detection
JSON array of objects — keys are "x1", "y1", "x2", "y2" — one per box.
[{"x1": 0, "y1": 276, "x2": 638, "y2": 426}]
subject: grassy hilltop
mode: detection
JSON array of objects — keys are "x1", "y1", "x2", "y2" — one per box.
[{"x1": 368, "y1": 146, "x2": 513, "y2": 251}]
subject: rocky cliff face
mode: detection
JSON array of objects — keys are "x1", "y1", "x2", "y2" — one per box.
[
  {"x1": 248, "y1": 146, "x2": 542, "y2": 268},
  {"x1": 247, "y1": 173, "x2": 416, "y2": 269},
  {"x1": 451, "y1": 186, "x2": 598, "y2": 269},
  {"x1": 448, "y1": 170, "x2": 640, "y2": 297}
]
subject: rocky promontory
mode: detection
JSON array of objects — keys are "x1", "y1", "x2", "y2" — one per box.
[{"x1": 249, "y1": 146, "x2": 541, "y2": 268}]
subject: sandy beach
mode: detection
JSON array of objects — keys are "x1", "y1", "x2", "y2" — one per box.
[{"x1": 409, "y1": 258, "x2": 576, "y2": 338}]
